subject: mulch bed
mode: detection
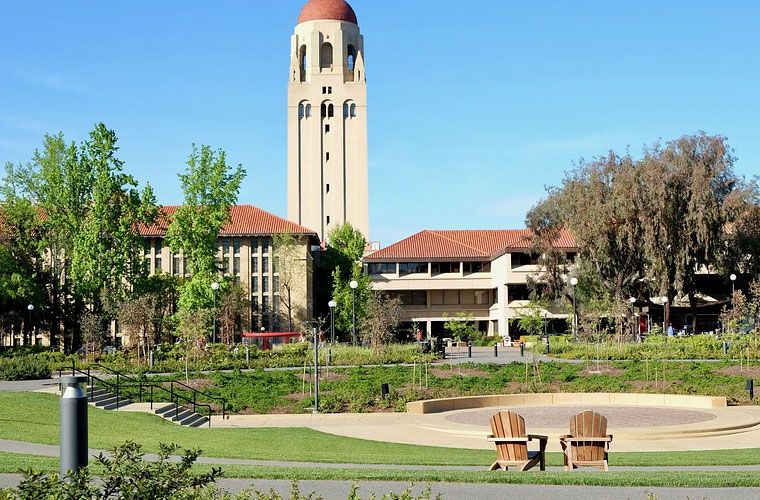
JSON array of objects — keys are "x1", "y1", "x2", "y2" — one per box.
[
  {"x1": 430, "y1": 367, "x2": 489, "y2": 379},
  {"x1": 579, "y1": 365, "x2": 625, "y2": 377}
]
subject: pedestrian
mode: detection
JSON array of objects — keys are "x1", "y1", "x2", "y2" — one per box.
[{"x1": 667, "y1": 323, "x2": 675, "y2": 337}]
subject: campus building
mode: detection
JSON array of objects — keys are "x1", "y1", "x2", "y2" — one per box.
[
  {"x1": 362, "y1": 229, "x2": 577, "y2": 341},
  {"x1": 287, "y1": 0, "x2": 370, "y2": 242}
]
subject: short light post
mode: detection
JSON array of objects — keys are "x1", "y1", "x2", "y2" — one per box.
[
  {"x1": 211, "y1": 282, "x2": 220, "y2": 344},
  {"x1": 570, "y1": 277, "x2": 578, "y2": 341},
  {"x1": 60, "y1": 375, "x2": 88, "y2": 479},
  {"x1": 349, "y1": 280, "x2": 358, "y2": 346},
  {"x1": 730, "y1": 274, "x2": 737, "y2": 310},
  {"x1": 328, "y1": 300, "x2": 337, "y2": 343},
  {"x1": 661, "y1": 296, "x2": 668, "y2": 337},
  {"x1": 312, "y1": 327, "x2": 319, "y2": 413},
  {"x1": 629, "y1": 297, "x2": 637, "y2": 341},
  {"x1": 27, "y1": 304, "x2": 34, "y2": 345}
]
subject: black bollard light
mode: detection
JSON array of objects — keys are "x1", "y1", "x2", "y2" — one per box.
[
  {"x1": 149, "y1": 350, "x2": 154, "y2": 369},
  {"x1": 468, "y1": 341, "x2": 472, "y2": 358},
  {"x1": 494, "y1": 343, "x2": 498, "y2": 358},
  {"x1": 747, "y1": 379, "x2": 755, "y2": 401},
  {"x1": 520, "y1": 343, "x2": 525, "y2": 357},
  {"x1": 723, "y1": 341, "x2": 729, "y2": 356},
  {"x1": 544, "y1": 336, "x2": 550, "y2": 355},
  {"x1": 60, "y1": 376, "x2": 88, "y2": 479},
  {"x1": 381, "y1": 383, "x2": 389, "y2": 399},
  {"x1": 245, "y1": 344, "x2": 250, "y2": 366}
]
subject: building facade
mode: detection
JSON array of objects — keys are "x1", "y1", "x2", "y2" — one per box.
[
  {"x1": 362, "y1": 229, "x2": 577, "y2": 341},
  {"x1": 287, "y1": 0, "x2": 370, "y2": 242}
]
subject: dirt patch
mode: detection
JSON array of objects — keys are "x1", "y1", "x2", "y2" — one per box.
[
  {"x1": 296, "y1": 372, "x2": 348, "y2": 382},
  {"x1": 160, "y1": 378, "x2": 215, "y2": 391},
  {"x1": 579, "y1": 365, "x2": 625, "y2": 377},
  {"x1": 719, "y1": 366, "x2": 760, "y2": 378},
  {"x1": 430, "y1": 367, "x2": 489, "y2": 379},
  {"x1": 629, "y1": 380, "x2": 679, "y2": 390}
]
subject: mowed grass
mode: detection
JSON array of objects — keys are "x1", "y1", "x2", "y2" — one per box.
[
  {"x1": 2, "y1": 392, "x2": 760, "y2": 468},
  {"x1": 0, "y1": 452, "x2": 759, "y2": 488}
]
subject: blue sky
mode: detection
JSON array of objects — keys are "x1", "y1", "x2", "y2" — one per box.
[{"x1": 1, "y1": 1, "x2": 758, "y2": 245}]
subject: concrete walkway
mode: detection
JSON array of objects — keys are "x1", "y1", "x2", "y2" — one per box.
[{"x1": 0, "y1": 474, "x2": 757, "y2": 500}]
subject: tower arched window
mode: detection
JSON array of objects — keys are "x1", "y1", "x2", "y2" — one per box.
[
  {"x1": 320, "y1": 42, "x2": 333, "y2": 69},
  {"x1": 347, "y1": 44, "x2": 356, "y2": 70},
  {"x1": 299, "y1": 45, "x2": 307, "y2": 82},
  {"x1": 321, "y1": 103, "x2": 327, "y2": 118},
  {"x1": 298, "y1": 103, "x2": 304, "y2": 118},
  {"x1": 328, "y1": 104, "x2": 334, "y2": 118},
  {"x1": 350, "y1": 104, "x2": 357, "y2": 118},
  {"x1": 343, "y1": 103, "x2": 349, "y2": 118},
  {"x1": 305, "y1": 104, "x2": 312, "y2": 118}
]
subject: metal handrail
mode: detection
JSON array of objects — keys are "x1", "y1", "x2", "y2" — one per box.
[
  {"x1": 63, "y1": 360, "x2": 217, "y2": 427},
  {"x1": 170, "y1": 380, "x2": 227, "y2": 420}
]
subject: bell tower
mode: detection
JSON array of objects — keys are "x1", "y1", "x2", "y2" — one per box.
[{"x1": 287, "y1": 0, "x2": 369, "y2": 242}]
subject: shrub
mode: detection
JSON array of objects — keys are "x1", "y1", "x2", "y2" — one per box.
[{"x1": 0, "y1": 355, "x2": 51, "y2": 380}]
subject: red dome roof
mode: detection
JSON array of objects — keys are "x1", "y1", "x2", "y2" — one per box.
[{"x1": 298, "y1": 0, "x2": 358, "y2": 25}]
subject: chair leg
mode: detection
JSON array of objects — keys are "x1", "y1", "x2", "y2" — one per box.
[
  {"x1": 540, "y1": 453, "x2": 546, "y2": 471},
  {"x1": 489, "y1": 461, "x2": 500, "y2": 471}
]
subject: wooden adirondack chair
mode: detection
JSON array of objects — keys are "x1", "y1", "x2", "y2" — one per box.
[
  {"x1": 559, "y1": 410, "x2": 613, "y2": 471},
  {"x1": 487, "y1": 410, "x2": 547, "y2": 471}
]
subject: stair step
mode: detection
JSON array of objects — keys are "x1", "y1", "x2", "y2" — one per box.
[
  {"x1": 179, "y1": 413, "x2": 207, "y2": 426},
  {"x1": 186, "y1": 416, "x2": 209, "y2": 428},
  {"x1": 153, "y1": 404, "x2": 177, "y2": 415},
  {"x1": 101, "y1": 400, "x2": 132, "y2": 411},
  {"x1": 169, "y1": 410, "x2": 195, "y2": 421}
]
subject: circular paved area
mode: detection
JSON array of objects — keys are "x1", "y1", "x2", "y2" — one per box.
[{"x1": 445, "y1": 405, "x2": 717, "y2": 428}]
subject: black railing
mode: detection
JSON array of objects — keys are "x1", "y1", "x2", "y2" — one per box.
[{"x1": 60, "y1": 360, "x2": 228, "y2": 427}]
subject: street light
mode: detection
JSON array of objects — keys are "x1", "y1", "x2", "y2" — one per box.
[
  {"x1": 211, "y1": 282, "x2": 220, "y2": 344},
  {"x1": 730, "y1": 273, "x2": 737, "y2": 302},
  {"x1": 661, "y1": 296, "x2": 668, "y2": 337},
  {"x1": 349, "y1": 280, "x2": 358, "y2": 346},
  {"x1": 328, "y1": 300, "x2": 337, "y2": 343},
  {"x1": 570, "y1": 278, "x2": 578, "y2": 341},
  {"x1": 628, "y1": 297, "x2": 637, "y2": 341},
  {"x1": 27, "y1": 304, "x2": 34, "y2": 346}
]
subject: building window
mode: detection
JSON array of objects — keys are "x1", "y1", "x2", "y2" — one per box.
[
  {"x1": 463, "y1": 262, "x2": 491, "y2": 273},
  {"x1": 252, "y1": 295, "x2": 259, "y2": 312},
  {"x1": 344, "y1": 103, "x2": 349, "y2": 118},
  {"x1": 263, "y1": 276, "x2": 269, "y2": 293},
  {"x1": 399, "y1": 262, "x2": 427, "y2": 274},
  {"x1": 347, "y1": 44, "x2": 356, "y2": 70},
  {"x1": 155, "y1": 254, "x2": 162, "y2": 273},
  {"x1": 234, "y1": 256, "x2": 240, "y2": 276},
  {"x1": 263, "y1": 295, "x2": 269, "y2": 313},
  {"x1": 326, "y1": 216, "x2": 331, "y2": 224},
  {"x1": 263, "y1": 256, "x2": 269, "y2": 273},
  {"x1": 509, "y1": 285, "x2": 531, "y2": 301},
  {"x1": 326, "y1": 184, "x2": 330, "y2": 193},
  {"x1": 172, "y1": 255, "x2": 180, "y2": 276},
  {"x1": 326, "y1": 152, "x2": 330, "y2": 161},
  {"x1": 394, "y1": 291, "x2": 427, "y2": 306},
  {"x1": 273, "y1": 276, "x2": 279, "y2": 293},
  {"x1": 305, "y1": 104, "x2": 311, "y2": 118},
  {"x1": 322, "y1": 86, "x2": 327, "y2": 94},
  {"x1": 223, "y1": 239, "x2": 230, "y2": 255},
  {"x1": 511, "y1": 253, "x2": 540, "y2": 267},
  {"x1": 299, "y1": 103, "x2": 305, "y2": 118},
  {"x1": 320, "y1": 42, "x2": 333, "y2": 68},
  {"x1": 252, "y1": 256, "x2": 258, "y2": 273},
  {"x1": 431, "y1": 262, "x2": 460, "y2": 274},
  {"x1": 350, "y1": 104, "x2": 356, "y2": 117},
  {"x1": 222, "y1": 257, "x2": 230, "y2": 274},
  {"x1": 273, "y1": 256, "x2": 279, "y2": 273},
  {"x1": 252, "y1": 277, "x2": 258, "y2": 293},
  {"x1": 262, "y1": 238, "x2": 269, "y2": 255},
  {"x1": 368, "y1": 263, "x2": 396, "y2": 274},
  {"x1": 233, "y1": 239, "x2": 241, "y2": 255},
  {"x1": 328, "y1": 104, "x2": 334, "y2": 117},
  {"x1": 325, "y1": 124, "x2": 330, "y2": 133}
]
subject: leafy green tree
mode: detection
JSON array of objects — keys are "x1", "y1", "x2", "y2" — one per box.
[
  {"x1": 176, "y1": 308, "x2": 211, "y2": 381},
  {"x1": 442, "y1": 312, "x2": 479, "y2": 341},
  {"x1": 331, "y1": 263, "x2": 371, "y2": 343},
  {"x1": 165, "y1": 145, "x2": 245, "y2": 313},
  {"x1": 515, "y1": 302, "x2": 547, "y2": 337}
]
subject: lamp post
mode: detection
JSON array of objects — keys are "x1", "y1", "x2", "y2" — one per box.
[
  {"x1": 349, "y1": 280, "x2": 358, "y2": 346},
  {"x1": 661, "y1": 296, "x2": 668, "y2": 337},
  {"x1": 27, "y1": 304, "x2": 34, "y2": 346},
  {"x1": 730, "y1": 274, "x2": 737, "y2": 310},
  {"x1": 629, "y1": 297, "x2": 637, "y2": 341},
  {"x1": 211, "y1": 282, "x2": 219, "y2": 344},
  {"x1": 570, "y1": 278, "x2": 578, "y2": 341},
  {"x1": 328, "y1": 300, "x2": 337, "y2": 343}
]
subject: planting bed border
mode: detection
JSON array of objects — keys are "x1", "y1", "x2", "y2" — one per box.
[{"x1": 406, "y1": 393, "x2": 727, "y2": 414}]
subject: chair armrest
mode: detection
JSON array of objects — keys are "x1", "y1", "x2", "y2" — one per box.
[
  {"x1": 487, "y1": 437, "x2": 530, "y2": 443},
  {"x1": 527, "y1": 434, "x2": 548, "y2": 441},
  {"x1": 559, "y1": 437, "x2": 613, "y2": 443}
]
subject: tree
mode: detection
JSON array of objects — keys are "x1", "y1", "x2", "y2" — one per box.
[
  {"x1": 273, "y1": 232, "x2": 310, "y2": 332},
  {"x1": 217, "y1": 282, "x2": 250, "y2": 344},
  {"x1": 132, "y1": 273, "x2": 182, "y2": 345},
  {"x1": 639, "y1": 133, "x2": 738, "y2": 331},
  {"x1": 112, "y1": 295, "x2": 155, "y2": 361},
  {"x1": 442, "y1": 312, "x2": 479, "y2": 342},
  {"x1": 175, "y1": 308, "x2": 210, "y2": 382},
  {"x1": 525, "y1": 195, "x2": 570, "y2": 301},
  {"x1": 80, "y1": 310, "x2": 108, "y2": 360},
  {"x1": 331, "y1": 263, "x2": 371, "y2": 341},
  {"x1": 361, "y1": 290, "x2": 402, "y2": 354},
  {"x1": 515, "y1": 302, "x2": 547, "y2": 337},
  {"x1": 315, "y1": 222, "x2": 367, "y2": 321},
  {"x1": 165, "y1": 145, "x2": 245, "y2": 313}
]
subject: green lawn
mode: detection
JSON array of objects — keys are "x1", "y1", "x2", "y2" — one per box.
[
  {"x1": 1, "y1": 392, "x2": 760, "y2": 468},
  {"x1": 0, "y1": 452, "x2": 759, "y2": 488}
]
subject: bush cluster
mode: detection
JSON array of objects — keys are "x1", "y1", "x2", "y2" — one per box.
[{"x1": 0, "y1": 355, "x2": 51, "y2": 381}]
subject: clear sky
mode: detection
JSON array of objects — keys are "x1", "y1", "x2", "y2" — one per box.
[{"x1": 1, "y1": 1, "x2": 758, "y2": 245}]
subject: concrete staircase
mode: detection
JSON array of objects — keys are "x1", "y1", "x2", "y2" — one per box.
[{"x1": 86, "y1": 386, "x2": 209, "y2": 427}]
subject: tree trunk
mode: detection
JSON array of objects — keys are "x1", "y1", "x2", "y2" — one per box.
[{"x1": 688, "y1": 292, "x2": 698, "y2": 333}]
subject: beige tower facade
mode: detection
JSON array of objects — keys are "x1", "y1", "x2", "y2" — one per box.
[{"x1": 287, "y1": 0, "x2": 369, "y2": 242}]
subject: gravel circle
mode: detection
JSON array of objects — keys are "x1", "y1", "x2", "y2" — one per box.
[{"x1": 445, "y1": 405, "x2": 717, "y2": 428}]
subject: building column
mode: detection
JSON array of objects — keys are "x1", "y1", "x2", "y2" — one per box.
[
  {"x1": 426, "y1": 320, "x2": 432, "y2": 339},
  {"x1": 497, "y1": 284, "x2": 508, "y2": 343}
]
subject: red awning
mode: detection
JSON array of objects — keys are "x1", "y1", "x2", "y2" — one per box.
[{"x1": 241, "y1": 332, "x2": 302, "y2": 339}]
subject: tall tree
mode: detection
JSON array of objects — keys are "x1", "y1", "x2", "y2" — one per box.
[
  {"x1": 165, "y1": 145, "x2": 245, "y2": 313},
  {"x1": 273, "y1": 232, "x2": 310, "y2": 332},
  {"x1": 331, "y1": 263, "x2": 371, "y2": 342},
  {"x1": 362, "y1": 290, "x2": 402, "y2": 354}
]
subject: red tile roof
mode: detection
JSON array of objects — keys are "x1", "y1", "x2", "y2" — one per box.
[
  {"x1": 139, "y1": 205, "x2": 319, "y2": 239},
  {"x1": 364, "y1": 229, "x2": 575, "y2": 262}
]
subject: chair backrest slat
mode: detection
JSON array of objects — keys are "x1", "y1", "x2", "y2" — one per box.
[
  {"x1": 490, "y1": 411, "x2": 528, "y2": 462},
  {"x1": 568, "y1": 410, "x2": 607, "y2": 463}
]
